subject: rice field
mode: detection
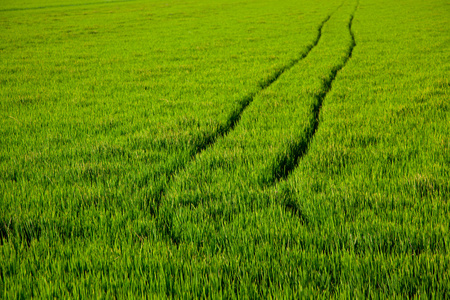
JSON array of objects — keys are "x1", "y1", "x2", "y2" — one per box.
[{"x1": 1, "y1": 0, "x2": 449, "y2": 297}]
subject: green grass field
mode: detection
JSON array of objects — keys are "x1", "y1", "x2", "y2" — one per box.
[{"x1": 1, "y1": 0, "x2": 449, "y2": 297}]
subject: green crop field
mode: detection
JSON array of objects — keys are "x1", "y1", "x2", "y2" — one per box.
[{"x1": 1, "y1": 0, "x2": 449, "y2": 297}]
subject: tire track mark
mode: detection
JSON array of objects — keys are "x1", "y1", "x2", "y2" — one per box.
[
  {"x1": 145, "y1": 8, "x2": 342, "y2": 215},
  {"x1": 270, "y1": 1, "x2": 359, "y2": 185},
  {"x1": 0, "y1": 6, "x2": 343, "y2": 247},
  {"x1": 194, "y1": 9, "x2": 340, "y2": 154}
]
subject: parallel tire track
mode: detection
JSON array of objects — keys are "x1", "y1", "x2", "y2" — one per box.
[
  {"x1": 0, "y1": 7, "x2": 341, "y2": 246},
  {"x1": 271, "y1": 2, "x2": 359, "y2": 185},
  {"x1": 147, "y1": 10, "x2": 340, "y2": 213},
  {"x1": 279, "y1": 2, "x2": 359, "y2": 224},
  {"x1": 160, "y1": 4, "x2": 357, "y2": 244}
]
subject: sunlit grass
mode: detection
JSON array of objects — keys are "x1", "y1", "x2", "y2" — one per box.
[{"x1": 1, "y1": 0, "x2": 449, "y2": 297}]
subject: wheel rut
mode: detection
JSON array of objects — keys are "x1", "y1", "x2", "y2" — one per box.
[
  {"x1": 155, "y1": 1, "x2": 358, "y2": 245},
  {"x1": 147, "y1": 10, "x2": 340, "y2": 214},
  {"x1": 270, "y1": 2, "x2": 359, "y2": 185}
]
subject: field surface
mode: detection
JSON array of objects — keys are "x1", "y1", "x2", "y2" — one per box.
[{"x1": 1, "y1": 0, "x2": 449, "y2": 297}]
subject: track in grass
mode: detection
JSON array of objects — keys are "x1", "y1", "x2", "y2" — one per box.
[
  {"x1": 149, "y1": 10, "x2": 339, "y2": 212},
  {"x1": 189, "y1": 12, "x2": 334, "y2": 163},
  {"x1": 271, "y1": 2, "x2": 359, "y2": 185},
  {"x1": 3, "y1": 0, "x2": 449, "y2": 296},
  {"x1": 1, "y1": 0, "x2": 344, "y2": 249},
  {"x1": 157, "y1": 1, "x2": 359, "y2": 246}
]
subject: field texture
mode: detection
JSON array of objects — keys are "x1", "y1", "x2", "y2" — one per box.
[{"x1": 1, "y1": 0, "x2": 449, "y2": 297}]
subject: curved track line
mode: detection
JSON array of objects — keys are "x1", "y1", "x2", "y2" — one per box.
[
  {"x1": 147, "y1": 9, "x2": 341, "y2": 213},
  {"x1": 271, "y1": 2, "x2": 359, "y2": 184}
]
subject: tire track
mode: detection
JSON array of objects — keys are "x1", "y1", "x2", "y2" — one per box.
[
  {"x1": 0, "y1": 6, "x2": 342, "y2": 248},
  {"x1": 160, "y1": 2, "x2": 360, "y2": 244},
  {"x1": 270, "y1": 2, "x2": 359, "y2": 185},
  {"x1": 146, "y1": 9, "x2": 341, "y2": 214},
  {"x1": 194, "y1": 11, "x2": 338, "y2": 153},
  {"x1": 156, "y1": 3, "x2": 352, "y2": 245}
]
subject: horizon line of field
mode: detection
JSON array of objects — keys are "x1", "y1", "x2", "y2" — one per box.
[{"x1": 0, "y1": 0, "x2": 137, "y2": 12}]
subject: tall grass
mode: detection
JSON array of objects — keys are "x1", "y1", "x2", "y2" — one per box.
[{"x1": 1, "y1": 0, "x2": 449, "y2": 297}]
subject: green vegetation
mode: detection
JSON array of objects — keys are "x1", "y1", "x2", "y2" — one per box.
[{"x1": 1, "y1": 0, "x2": 449, "y2": 297}]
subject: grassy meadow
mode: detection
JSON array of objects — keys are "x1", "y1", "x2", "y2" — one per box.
[{"x1": 1, "y1": 0, "x2": 449, "y2": 297}]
